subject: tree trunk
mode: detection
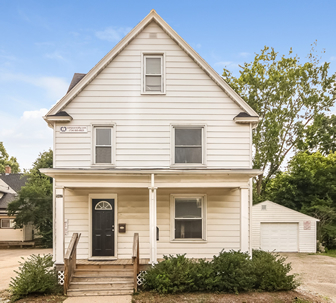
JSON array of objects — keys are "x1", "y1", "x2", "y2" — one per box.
[{"x1": 256, "y1": 174, "x2": 263, "y2": 196}]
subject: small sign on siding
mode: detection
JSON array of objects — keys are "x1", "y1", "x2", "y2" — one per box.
[
  {"x1": 60, "y1": 126, "x2": 88, "y2": 133},
  {"x1": 304, "y1": 221, "x2": 311, "y2": 230}
]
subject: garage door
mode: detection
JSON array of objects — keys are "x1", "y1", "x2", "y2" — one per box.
[{"x1": 261, "y1": 223, "x2": 298, "y2": 252}]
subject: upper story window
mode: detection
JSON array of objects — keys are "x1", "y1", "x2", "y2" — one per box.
[
  {"x1": 94, "y1": 127, "x2": 113, "y2": 164},
  {"x1": 1, "y1": 219, "x2": 15, "y2": 229},
  {"x1": 142, "y1": 54, "x2": 165, "y2": 94},
  {"x1": 173, "y1": 127, "x2": 204, "y2": 164}
]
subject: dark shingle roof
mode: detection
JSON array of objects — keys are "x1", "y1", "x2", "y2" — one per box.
[
  {"x1": 0, "y1": 174, "x2": 28, "y2": 193},
  {"x1": 235, "y1": 112, "x2": 259, "y2": 118},
  {"x1": 48, "y1": 111, "x2": 70, "y2": 117},
  {"x1": 0, "y1": 193, "x2": 17, "y2": 209},
  {"x1": 67, "y1": 73, "x2": 86, "y2": 93}
]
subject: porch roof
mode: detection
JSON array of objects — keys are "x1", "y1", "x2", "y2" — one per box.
[{"x1": 40, "y1": 168, "x2": 262, "y2": 178}]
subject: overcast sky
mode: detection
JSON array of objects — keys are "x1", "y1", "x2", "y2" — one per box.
[{"x1": 1, "y1": 0, "x2": 336, "y2": 170}]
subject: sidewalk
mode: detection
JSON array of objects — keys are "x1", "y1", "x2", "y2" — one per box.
[{"x1": 63, "y1": 296, "x2": 132, "y2": 303}]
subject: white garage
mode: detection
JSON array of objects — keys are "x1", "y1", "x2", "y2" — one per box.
[{"x1": 252, "y1": 201, "x2": 319, "y2": 253}]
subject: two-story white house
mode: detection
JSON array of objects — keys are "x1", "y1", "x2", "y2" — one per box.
[{"x1": 41, "y1": 9, "x2": 261, "y2": 295}]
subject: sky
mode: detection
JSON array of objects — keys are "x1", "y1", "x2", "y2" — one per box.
[{"x1": 1, "y1": 0, "x2": 336, "y2": 170}]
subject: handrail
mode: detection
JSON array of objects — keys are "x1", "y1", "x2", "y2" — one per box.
[
  {"x1": 132, "y1": 233, "x2": 139, "y2": 292},
  {"x1": 64, "y1": 233, "x2": 81, "y2": 295}
]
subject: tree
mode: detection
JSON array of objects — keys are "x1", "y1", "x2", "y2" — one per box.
[
  {"x1": 0, "y1": 142, "x2": 20, "y2": 173},
  {"x1": 296, "y1": 113, "x2": 336, "y2": 155},
  {"x1": 7, "y1": 149, "x2": 53, "y2": 247},
  {"x1": 265, "y1": 152, "x2": 336, "y2": 248},
  {"x1": 222, "y1": 44, "x2": 336, "y2": 200}
]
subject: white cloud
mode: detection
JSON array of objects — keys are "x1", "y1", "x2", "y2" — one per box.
[
  {"x1": 45, "y1": 51, "x2": 65, "y2": 61},
  {"x1": 95, "y1": 27, "x2": 131, "y2": 42},
  {"x1": 0, "y1": 109, "x2": 52, "y2": 170},
  {"x1": 238, "y1": 52, "x2": 250, "y2": 58},
  {"x1": 330, "y1": 56, "x2": 336, "y2": 61},
  {"x1": 215, "y1": 61, "x2": 233, "y2": 66},
  {"x1": 0, "y1": 73, "x2": 68, "y2": 100}
]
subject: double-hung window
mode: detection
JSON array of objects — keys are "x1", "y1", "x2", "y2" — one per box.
[
  {"x1": 1, "y1": 219, "x2": 15, "y2": 229},
  {"x1": 143, "y1": 54, "x2": 164, "y2": 93},
  {"x1": 174, "y1": 127, "x2": 204, "y2": 164},
  {"x1": 94, "y1": 127, "x2": 113, "y2": 164},
  {"x1": 173, "y1": 197, "x2": 205, "y2": 240}
]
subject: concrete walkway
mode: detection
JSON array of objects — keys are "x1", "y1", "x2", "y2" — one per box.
[
  {"x1": 63, "y1": 296, "x2": 132, "y2": 303},
  {"x1": 0, "y1": 248, "x2": 52, "y2": 291}
]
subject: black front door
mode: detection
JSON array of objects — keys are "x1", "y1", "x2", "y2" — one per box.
[{"x1": 92, "y1": 199, "x2": 115, "y2": 256}]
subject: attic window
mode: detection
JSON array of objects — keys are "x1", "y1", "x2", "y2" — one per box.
[
  {"x1": 142, "y1": 54, "x2": 165, "y2": 94},
  {"x1": 261, "y1": 205, "x2": 267, "y2": 210}
]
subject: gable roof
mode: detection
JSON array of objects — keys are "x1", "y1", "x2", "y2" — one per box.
[
  {"x1": 0, "y1": 174, "x2": 28, "y2": 193},
  {"x1": 0, "y1": 193, "x2": 17, "y2": 209},
  {"x1": 44, "y1": 9, "x2": 259, "y2": 122},
  {"x1": 253, "y1": 200, "x2": 319, "y2": 221}
]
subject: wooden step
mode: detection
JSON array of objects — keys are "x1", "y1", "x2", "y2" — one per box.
[
  {"x1": 67, "y1": 289, "x2": 133, "y2": 297},
  {"x1": 69, "y1": 282, "x2": 134, "y2": 290},
  {"x1": 76, "y1": 264, "x2": 133, "y2": 270},
  {"x1": 72, "y1": 276, "x2": 133, "y2": 283},
  {"x1": 74, "y1": 269, "x2": 133, "y2": 277}
]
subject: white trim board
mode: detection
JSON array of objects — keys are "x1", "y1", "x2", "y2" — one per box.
[{"x1": 44, "y1": 10, "x2": 258, "y2": 121}]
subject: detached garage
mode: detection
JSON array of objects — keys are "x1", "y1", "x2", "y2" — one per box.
[{"x1": 252, "y1": 201, "x2": 319, "y2": 253}]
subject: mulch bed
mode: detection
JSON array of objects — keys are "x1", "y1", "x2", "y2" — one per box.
[
  {"x1": 0, "y1": 290, "x2": 66, "y2": 303},
  {"x1": 132, "y1": 290, "x2": 327, "y2": 303}
]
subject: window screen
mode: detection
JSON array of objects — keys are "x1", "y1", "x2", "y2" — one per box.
[
  {"x1": 95, "y1": 128, "x2": 112, "y2": 164},
  {"x1": 1, "y1": 219, "x2": 14, "y2": 228},
  {"x1": 175, "y1": 198, "x2": 202, "y2": 239},
  {"x1": 144, "y1": 56, "x2": 162, "y2": 92},
  {"x1": 175, "y1": 128, "x2": 202, "y2": 163}
]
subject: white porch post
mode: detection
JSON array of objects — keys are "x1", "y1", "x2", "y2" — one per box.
[
  {"x1": 149, "y1": 174, "x2": 157, "y2": 264},
  {"x1": 55, "y1": 187, "x2": 64, "y2": 264},
  {"x1": 240, "y1": 187, "x2": 249, "y2": 253}
]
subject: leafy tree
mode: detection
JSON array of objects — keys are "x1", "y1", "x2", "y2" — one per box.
[
  {"x1": 222, "y1": 44, "x2": 336, "y2": 200},
  {"x1": 0, "y1": 142, "x2": 20, "y2": 173},
  {"x1": 297, "y1": 113, "x2": 336, "y2": 155},
  {"x1": 265, "y1": 152, "x2": 336, "y2": 248},
  {"x1": 8, "y1": 149, "x2": 53, "y2": 247}
]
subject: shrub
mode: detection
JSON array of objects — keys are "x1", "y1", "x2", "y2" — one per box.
[
  {"x1": 209, "y1": 250, "x2": 255, "y2": 293},
  {"x1": 142, "y1": 254, "x2": 197, "y2": 294},
  {"x1": 9, "y1": 254, "x2": 61, "y2": 301},
  {"x1": 142, "y1": 250, "x2": 298, "y2": 294},
  {"x1": 252, "y1": 249, "x2": 298, "y2": 291}
]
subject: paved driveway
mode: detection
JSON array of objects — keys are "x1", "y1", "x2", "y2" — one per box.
[
  {"x1": 0, "y1": 248, "x2": 52, "y2": 291},
  {"x1": 282, "y1": 253, "x2": 336, "y2": 302}
]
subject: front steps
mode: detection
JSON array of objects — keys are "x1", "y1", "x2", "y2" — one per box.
[{"x1": 67, "y1": 263, "x2": 134, "y2": 297}]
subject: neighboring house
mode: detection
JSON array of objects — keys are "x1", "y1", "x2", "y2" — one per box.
[
  {"x1": 41, "y1": 10, "x2": 262, "y2": 295},
  {"x1": 0, "y1": 166, "x2": 33, "y2": 242},
  {"x1": 252, "y1": 200, "x2": 319, "y2": 253}
]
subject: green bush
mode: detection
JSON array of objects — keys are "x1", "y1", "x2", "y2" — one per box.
[
  {"x1": 209, "y1": 250, "x2": 255, "y2": 293},
  {"x1": 142, "y1": 250, "x2": 298, "y2": 294},
  {"x1": 9, "y1": 254, "x2": 61, "y2": 301},
  {"x1": 252, "y1": 250, "x2": 298, "y2": 291},
  {"x1": 142, "y1": 254, "x2": 196, "y2": 293}
]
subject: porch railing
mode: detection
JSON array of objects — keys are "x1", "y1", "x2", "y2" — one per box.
[
  {"x1": 132, "y1": 233, "x2": 140, "y2": 292},
  {"x1": 64, "y1": 232, "x2": 81, "y2": 295}
]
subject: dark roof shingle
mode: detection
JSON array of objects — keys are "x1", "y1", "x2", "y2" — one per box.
[{"x1": 0, "y1": 174, "x2": 28, "y2": 193}]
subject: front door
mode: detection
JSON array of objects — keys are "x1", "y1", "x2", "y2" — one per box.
[{"x1": 92, "y1": 199, "x2": 115, "y2": 256}]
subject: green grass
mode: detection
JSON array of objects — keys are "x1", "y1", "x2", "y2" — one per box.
[{"x1": 312, "y1": 249, "x2": 336, "y2": 258}]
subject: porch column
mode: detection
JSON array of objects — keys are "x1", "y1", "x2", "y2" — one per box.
[
  {"x1": 55, "y1": 187, "x2": 64, "y2": 264},
  {"x1": 149, "y1": 174, "x2": 157, "y2": 264},
  {"x1": 240, "y1": 187, "x2": 249, "y2": 253}
]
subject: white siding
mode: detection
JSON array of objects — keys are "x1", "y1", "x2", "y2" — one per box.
[
  {"x1": 63, "y1": 187, "x2": 242, "y2": 260},
  {"x1": 252, "y1": 201, "x2": 318, "y2": 253},
  {"x1": 55, "y1": 21, "x2": 250, "y2": 169},
  {"x1": 0, "y1": 216, "x2": 24, "y2": 241}
]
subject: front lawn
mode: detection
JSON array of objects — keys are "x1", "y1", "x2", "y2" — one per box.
[{"x1": 132, "y1": 291, "x2": 321, "y2": 303}]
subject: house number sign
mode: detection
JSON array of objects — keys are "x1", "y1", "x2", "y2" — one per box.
[{"x1": 60, "y1": 126, "x2": 88, "y2": 133}]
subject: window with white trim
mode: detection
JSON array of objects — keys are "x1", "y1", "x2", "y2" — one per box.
[
  {"x1": 1, "y1": 219, "x2": 15, "y2": 229},
  {"x1": 94, "y1": 127, "x2": 113, "y2": 164},
  {"x1": 174, "y1": 127, "x2": 203, "y2": 164},
  {"x1": 143, "y1": 54, "x2": 164, "y2": 93},
  {"x1": 174, "y1": 197, "x2": 204, "y2": 239}
]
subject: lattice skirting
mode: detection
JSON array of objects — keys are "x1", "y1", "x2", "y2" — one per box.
[
  {"x1": 137, "y1": 270, "x2": 146, "y2": 286},
  {"x1": 58, "y1": 271, "x2": 64, "y2": 285}
]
